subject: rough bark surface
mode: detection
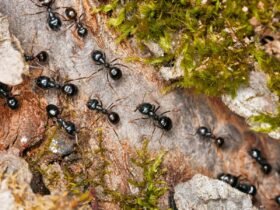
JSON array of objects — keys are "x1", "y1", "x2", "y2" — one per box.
[
  {"x1": 0, "y1": 0, "x2": 280, "y2": 209},
  {"x1": 174, "y1": 174, "x2": 258, "y2": 210}
]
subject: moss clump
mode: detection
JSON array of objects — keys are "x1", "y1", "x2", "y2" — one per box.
[
  {"x1": 93, "y1": 130, "x2": 168, "y2": 209},
  {"x1": 250, "y1": 107, "x2": 280, "y2": 133},
  {"x1": 94, "y1": 0, "x2": 280, "y2": 133}
]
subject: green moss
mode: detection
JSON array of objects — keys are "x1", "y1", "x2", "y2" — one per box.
[
  {"x1": 93, "y1": 130, "x2": 168, "y2": 209},
  {"x1": 94, "y1": 0, "x2": 280, "y2": 133},
  {"x1": 249, "y1": 107, "x2": 280, "y2": 133}
]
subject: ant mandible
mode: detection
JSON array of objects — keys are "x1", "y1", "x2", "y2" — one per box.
[
  {"x1": 87, "y1": 98, "x2": 120, "y2": 124},
  {"x1": 0, "y1": 82, "x2": 19, "y2": 110},
  {"x1": 29, "y1": 0, "x2": 62, "y2": 31},
  {"x1": 46, "y1": 104, "x2": 76, "y2": 136},
  {"x1": 249, "y1": 148, "x2": 272, "y2": 174},
  {"x1": 36, "y1": 75, "x2": 78, "y2": 97},
  {"x1": 134, "y1": 102, "x2": 172, "y2": 131},
  {"x1": 196, "y1": 126, "x2": 224, "y2": 148},
  {"x1": 217, "y1": 173, "x2": 257, "y2": 196},
  {"x1": 64, "y1": 7, "x2": 88, "y2": 38}
]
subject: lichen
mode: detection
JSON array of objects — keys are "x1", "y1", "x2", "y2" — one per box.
[{"x1": 93, "y1": 0, "x2": 280, "y2": 133}]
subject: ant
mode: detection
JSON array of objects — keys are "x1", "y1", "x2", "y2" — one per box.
[
  {"x1": 0, "y1": 82, "x2": 19, "y2": 110},
  {"x1": 23, "y1": 31, "x2": 49, "y2": 68},
  {"x1": 249, "y1": 148, "x2": 272, "y2": 174},
  {"x1": 24, "y1": 51, "x2": 48, "y2": 64},
  {"x1": 87, "y1": 98, "x2": 120, "y2": 124},
  {"x1": 134, "y1": 102, "x2": 172, "y2": 131},
  {"x1": 64, "y1": 7, "x2": 88, "y2": 38},
  {"x1": 36, "y1": 75, "x2": 78, "y2": 97},
  {"x1": 29, "y1": 0, "x2": 62, "y2": 31},
  {"x1": 46, "y1": 104, "x2": 76, "y2": 136},
  {"x1": 91, "y1": 50, "x2": 123, "y2": 81},
  {"x1": 196, "y1": 126, "x2": 224, "y2": 148},
  {"x1": 217, "y1": 173, "x2": 257, "y2": 196}
]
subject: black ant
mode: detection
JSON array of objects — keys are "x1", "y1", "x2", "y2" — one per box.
[
  {"x1": 91, "y1": 50, "x2": 122, "y2": 81},
  {"x1": 87, "y1": 98, "x2": 120, "y2": 124},
  {"x1": 196, "y1": 126, "x2": 224, "y2": 148},
  {"x1": 36, "y1": 75, "x2": 78, "y2": 97},
  {"x1": 217, "y1": 173, "x2": 257, "y2": 196},
  {"x1": 46, "y1": 104, "x2": 76, "y2": 136},
  {"x1": 23, "y1": 31, "x2": 49, "y2": 68},
  {"x1": 64, "y1": 7, "x2": 88, "y2": 38},
  {"x1": 0, "y1": 82, "x2": 19, "y2": 110},
  {"x1": 134, "y1": 102, "x2": 172, "y2": 131},
  {"x1": 24, "y1": 51, "x2": 49, "y2": 64},
  {"x1": 249, "y1": 148, "x2": 272, "y2": 174},
  {"x1": 29, "y1": 0, "x2": 62, "y2": 31}
]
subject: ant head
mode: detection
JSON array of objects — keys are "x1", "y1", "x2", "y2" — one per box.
[
  {"x1": 46, "y1": 104, "x2": 60, "y2": 118},
  {"x1": 65, "y1": 7, "x2": 77, "y2": 20},
  {"x1": 109, "y1": 67, "x2": 122, "y2": 80},
  {"x1": 261, "y1": 162, "x2": 272, "y2": 174},
  {"x1": 7, "y1": 97, "x2": 19, "y2": 110},
  {"x1": 215, "y1": 137, "x2": 224, "y2": 148},
  {"x1": 249, "y1": 148, "x2": 261, "y2": 160},
  {"x1": 36, "y1": 76, "x2": 52, "y2": 89},
  {"x1": 87, "y1": 99, "x2": 100, "y2": 110},
  {"x1": 91, "y1": 50, "x2": 105, "y2": 64},
  {"x1": 77, "y1": 25, "x2": 88, "y2": 38},
  {"x1": 135, "y1": 102, "x2": 153, "y2": 115},
  {"x1": 217, "y1": 173, "x2": 238, "y2": 187},
  {"x1": 48, "y1": 15, "x2": 62, "y2": 31},
  {"x1": 197, "y1": 126, "x2": 211, "y2": 137},
  {"x1": 24, "y1": 54, "x2": 35, "y2": 62},
  {"x1": 238, "y1": 184, "x2": 257, "y2": 196},
  {"x1": 36, "y1": 51, "x2": 49, "y2": 63},
  {"x1": 62, "y1": 83, "x2": 78, "y2": 97},
  {"x1": 108, "y1": 112, "x2": 120, "y2": 124},
  {"x1": 158, "y1": 116, "x2": 172, "y2": 131}
]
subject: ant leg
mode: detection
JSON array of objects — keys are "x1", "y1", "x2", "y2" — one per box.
[
  {"x1": 112, "y1": 63, "x2": 130, "y2": 70},
  {"x1": 160, "y1": 110, "x2": 171, "y2": 116},
  {"x1": 112, "y1": 128, "x2": 119, "y2": 141},
  {"x1": 106, "y1": 72, "x2": 118, "y2": 95},
  {"x1": 154, "y1": 105, "x2": 161, "y2": 113},
  {"x1": 158, "y1": 131, "x2": 165, "y2": 145},
  {"x1": 107, "y1": 96, "x2": 129, "y2": 110},
  {"x1": 107, "y1": 102, "x2": 115, "y2": 110},
  {"x1": 29, "y1": 31, "x2": 38, "y2": 55},
  {"x1": 23, "y1": 11, "x2": 45, "y2": 16},
  {"x1": 65, "y1": 68, "x2": 104, "y2": 83},
  {"x1": 29, "y1": 0, "x2": 44, "y2": 7},
  {"x1": 59, "y1": 22, "x2": 75, "y2": 34},
  {"x1": 129, "y1": 117, "x2": 149, "y2": 124},
  {"x1": 150, "y1": 125, "x2": 156, "y2": 140},
  {"x1": 78, "y1": 13, "x2": 85, "y2": 21},
  {"x1": 110, "y1": 58, "x2": 120, "y2": 63}
]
